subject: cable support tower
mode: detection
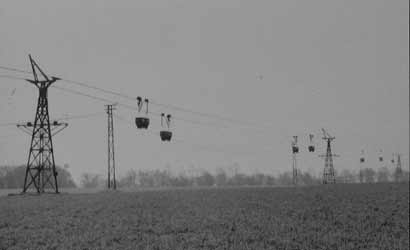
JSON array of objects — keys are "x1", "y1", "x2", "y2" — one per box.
[
  {"x1": 105, "y1": 104, "x2": 117, "y2": 190},
  {"x1": 15, "y1": 55, "x2": 67, "y2": 193},
  {"x1": 319, "y1": 128, "x2": 339, "y2": 184},
  {"x1": 394, "y1": 153, "x2": 403, "y2": 182}
]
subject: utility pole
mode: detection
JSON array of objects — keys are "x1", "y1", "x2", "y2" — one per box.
[
  {"x1": 105, "y1": 104, "x2": 116, "y2": 189},
  {"x1": 16, "y1": 55, "x2": 67, "y2": 193},
  {"x1": 320, "y1": 129, "x2": 338, "y2": 184}
]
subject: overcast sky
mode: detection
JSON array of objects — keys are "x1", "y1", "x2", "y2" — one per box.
[{"x1": 0, "y1": 0, "x2": 408, "y2": 183}]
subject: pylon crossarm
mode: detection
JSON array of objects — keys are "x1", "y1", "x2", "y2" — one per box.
[
  {"x1": 51, "y1": 123, "x2": 68, "y2": 136},
  {"x1": 16, "y1": 124, "x2": 33, "y2": 136}
]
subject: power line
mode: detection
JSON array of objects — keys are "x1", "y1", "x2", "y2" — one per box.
[
  {"x1": 0, "y1": 66, "x2": 31, "y2": 74},
  {"x1": 1, "y1": 65, "x2": 275, "y2": 130},
  {"x1": 0, "y1": 75, "x2": 27, "y2": 81},
  {"x1": 0, "y1": 112, "x2": 105, "y2": 128},
  {"x1": 51, "y1": 84, "x2": 233, "y2": 130},
  {"x1": 1, "y1": 64, "x2": 304, "y2": 141},
  {"x1": 54, "y1": 112, "x2": 105, "y2": 121},
  {"x1": 114, "y1": 112, "x2": 274, "y2": 157}
]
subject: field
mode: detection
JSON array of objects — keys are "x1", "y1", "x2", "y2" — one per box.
[{"x1": 0, "y1": 183, "x2": 408, "y2": 250}]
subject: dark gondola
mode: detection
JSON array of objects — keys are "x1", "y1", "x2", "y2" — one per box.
[
  {"x1": 160, "y1": 131, "x2": 172, "y2": 141},
  {"x1": 135, "y1": 117, "x2": 149, "y2": 129},
  {"x1": 308, "y1": 134, "x2": 315, "y2": 152},
  {"x1": 360, "y1": 157, "x2": 365, "y2": 163},
  {"x1": 135, "y1": 97, "x2": 150, "y2": 129},
  {"x1": 160, "y1": 113, "x2": 172, "y2": 142},
  {"x1": 292, "y1": 146, "x2": 299, "y2": 154}
]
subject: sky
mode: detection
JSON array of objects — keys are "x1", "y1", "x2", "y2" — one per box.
[{"x1": 0, "y1": 0, "x2": 408, "y2": 184}]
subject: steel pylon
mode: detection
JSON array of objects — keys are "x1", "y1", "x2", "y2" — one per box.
[
  {"x1": 320, "y1": 129, "x2": 338, "y2": 184},
  {"x1": 17, "y1": 55, "x2": 67, "y2": 193}
]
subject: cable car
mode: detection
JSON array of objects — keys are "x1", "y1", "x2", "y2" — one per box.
[
  {"x1": 135, "y1": 97, "x2": 150, "y2": 129},
  {"x1": 160, "y1": 113, "x2": 172, "y2": 141},
  {"x1": 360, "y1": 150, "x2": 365, "y2": 163},
  {"x1": 291, "y1": 136, "x2": 298, "y2": 153},
  {"x1": 378, "y1": 150, "x2": 383, "y2": 162},
  {"x1": 308, "y1": 134, "x2": 315, "y2": 152}
]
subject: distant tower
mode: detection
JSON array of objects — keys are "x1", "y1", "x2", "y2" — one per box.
[
  {"x1": 16, "y1": 55, "x2": 67, "y2": 193},
  {"x1": 320, "y1": 129, "x2": 338, "y2": 184},
  {"x1": 291, "y1": 136, "x2": 299, "y2": 185},
  {"x1": 105, "y1": 104, "x2": 116, "y2": 189},
  {"x1": 394, "y1": 154, "x2": 403, "y2": 182}
]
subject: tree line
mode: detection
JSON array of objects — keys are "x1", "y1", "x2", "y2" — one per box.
[
  {"x1": 1, "y1": 164, "x2": 407, "y2": 189},
  {"x1": 0, "y1": 165, "x2": 77, "y2": 189},
  {"x1": 80, "y1": 166, "x2": 409, "y2": 189}
]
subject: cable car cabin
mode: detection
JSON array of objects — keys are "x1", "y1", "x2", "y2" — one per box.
[
  {"x1": 135, "y1": 117, "x2": 150, "y2": 129},
  {"x1": 308, "y1": 145, "x2": 315, "y2": 152},
  {"x1": 160, "y1": 131, "x2": 172, "y2": 141},
  {"x1": 135, "y1": 97, "x2": 150, "y2": 129},
  {"x1": 292, "y1": 146, "x2": 299, "y2": 154},
  {"x1": 379, "y1": 157, "x2": 383, "y2": 162},
  {"x1": 360, "y1": 157, "x2": 365, "y2": 163}
]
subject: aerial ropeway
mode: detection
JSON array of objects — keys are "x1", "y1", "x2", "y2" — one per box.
[
  {"x1": 160, "y1": 113, "x2": 172, "y2": 142},
  {"x1": 135, "y1": 96, "x2": 150, "y2": 129}
]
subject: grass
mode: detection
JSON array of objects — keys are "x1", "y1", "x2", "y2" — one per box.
[{"x1": 0, "y1": 183, "x2": 408, "y2": 250}]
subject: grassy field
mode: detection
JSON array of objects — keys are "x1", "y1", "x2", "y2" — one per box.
[{"x1": 0, "y1": 183, "x2": 408, "y2": 250}]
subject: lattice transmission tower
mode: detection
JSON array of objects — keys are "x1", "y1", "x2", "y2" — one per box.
[
  {"x1": 394, "y1": 153, "x2": 403, "y2": 182},
  {"x1": 16, "y1": 55, "x2": 67, "y2": 193},
  {"x1": 105, "y1": 104, "x2": 116, "y2": 189},
  {"x1": 320, "y1": 129, "x2": 338, "y2": 184}
]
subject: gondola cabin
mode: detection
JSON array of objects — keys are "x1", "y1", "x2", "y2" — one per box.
[
  {"x1": 292, "y1": 146, "x2": 299, "y2": 154},
  {"x1": 135, "y1": 97, "x2": 150, "y2": 129},
  {"x1": 160, "y1": 113, "x2": 172, "y2": 142},
  {"x1": 379, "y1": 157, "x2": 383, "y2": 162},
  {"x1": 160, "y1": 131, "x2": 172, "y2": 141},
  {"x1": 308, "y1": 145, "x2": 315, "y2": 152},
  {"x1": 135, "y1": 117, "x2": 149, "y2": 129},
  {"x1": 360, "y1": 157, "x2": 365, "y2": 163}
]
